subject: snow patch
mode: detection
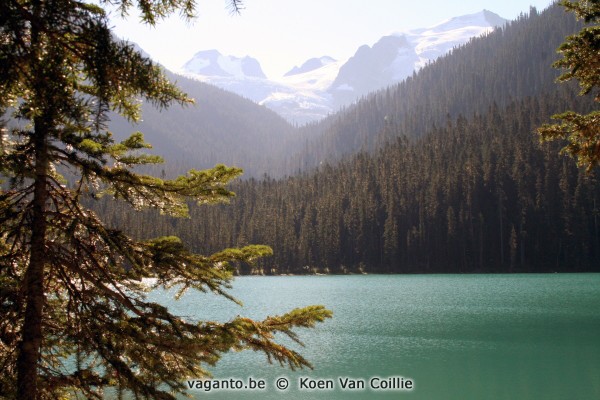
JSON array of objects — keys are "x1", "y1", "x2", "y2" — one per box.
[
  {"x1": 184, "y1": 57, "x2": 210, "y2": 72},
  {"x1": 335, "y1": 84, "x2": 354, "y2": 92},
  {"x1": 217, "y1": 54, "x2": 245, "y2": 79}
]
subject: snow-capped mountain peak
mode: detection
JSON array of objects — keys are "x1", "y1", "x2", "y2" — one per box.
[
  {"x1": 329, "y1": 9, "x2": 506, "y2": 107},
  {"x1": 422, "y1": 9, "x2": 505, "y2": 34},
  {"x1": 182, "y1": 49, "x2": 266, "y2": 79}
]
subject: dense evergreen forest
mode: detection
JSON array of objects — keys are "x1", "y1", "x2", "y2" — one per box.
[
  {"x1": 94, "y1": 4, "x2": 600, "y2": 274},
  {"x1": 98, "y1": 94, "x2": 599, "y2": 274}
]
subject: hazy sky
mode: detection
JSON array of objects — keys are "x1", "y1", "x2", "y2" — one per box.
[{"x1": 107, "y1": 0, "x2": 556, "y2": 78}]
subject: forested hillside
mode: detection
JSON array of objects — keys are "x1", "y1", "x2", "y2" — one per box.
[{"x1": 94, "y1": 4, "x2": 600, "y2": 274}]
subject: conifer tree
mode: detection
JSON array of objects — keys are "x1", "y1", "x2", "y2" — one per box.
[
  {"x1": 538, "y1": 0, "x2": 600, "y2": 171},
  {"x1": 0, "y1": 1, "x2": 331, "y2": 399}
]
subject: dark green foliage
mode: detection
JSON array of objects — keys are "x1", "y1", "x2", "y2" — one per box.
[
  {"x1": 0, "y1": 1, "x2": 330, "y2": 399},
  {"x1": 538, "y1": 0, "x2": 600, "y2": 172}
]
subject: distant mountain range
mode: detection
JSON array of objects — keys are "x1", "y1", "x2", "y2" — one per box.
[{"x1": 180, "y1": 10, "x2": 507, "y2": 124}]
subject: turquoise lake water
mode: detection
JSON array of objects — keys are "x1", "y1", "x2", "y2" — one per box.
[{"x1": 148, "y1": 274, "x2": 600, "y2": 399}]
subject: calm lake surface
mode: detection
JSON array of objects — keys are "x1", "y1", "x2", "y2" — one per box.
[{"x1": 149, "y1": 274, "x2": 600, "y2": 399}]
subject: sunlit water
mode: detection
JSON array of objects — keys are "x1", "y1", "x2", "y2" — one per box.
[{"x1": 147, "y1": 274, "x2": 600, "y2": 399}]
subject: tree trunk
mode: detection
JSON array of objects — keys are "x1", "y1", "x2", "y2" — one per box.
[{"x1": 17, "y1": 122, "x2": 49, "y2": 400}]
